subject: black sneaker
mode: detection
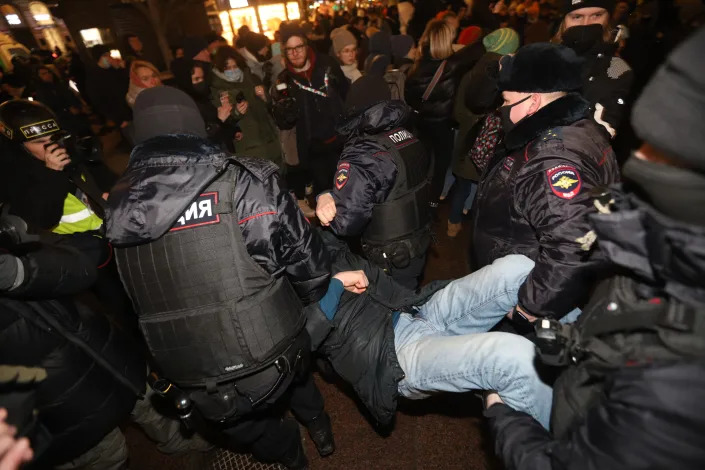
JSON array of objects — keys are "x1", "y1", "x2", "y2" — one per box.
[{"x1": 305, "y1": 412, "x2": 335, "y2": 457}]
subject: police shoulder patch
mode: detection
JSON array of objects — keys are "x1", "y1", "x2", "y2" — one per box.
[
  {"x1": 335, "y1": 162, "x2": 350, "y2": 191},
  {"x1": 546, "y1": 165, "x2": 582, "y2": 200},
  {"x1": 170, "y1": 192, "x2": 220, "y2": 231},
  {"x1": 0, "y1": 121, "x2": 12, "y2": 140}
]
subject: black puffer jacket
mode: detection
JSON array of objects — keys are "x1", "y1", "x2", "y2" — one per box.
[
  {"x1": 577, "y1": 41, "x2": 634, "y2": 138},
  {"x1": 472, "y1": 93, "x2": 620, "y2": 318},
  {"x1": 486, "y1": 193, "x2": 705, "y2": 470},
  {"x1": 105, "y1": 134, "x2": 330, "y2": 304},
  {"x1": 0, "y1": 237, "x2": 145, "y2": 466},
  {"x1": 328, "y1": 100, "x2": 415, "y2": 236},
  {"x1": 405, "y1": 42, "x2": 485, "y2": 123},
  {"x1": 306, "y1": 232, "x2": 448, "y2": 426}
]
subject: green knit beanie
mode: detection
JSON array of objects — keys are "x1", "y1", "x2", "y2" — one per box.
[{"x1": 482, "y1": 28, "x2": 520, "y2": 56}]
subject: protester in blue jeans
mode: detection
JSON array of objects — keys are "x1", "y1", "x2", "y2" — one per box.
[{"x1": 306, "y1": 233, "x2": 555, "y2": 430}]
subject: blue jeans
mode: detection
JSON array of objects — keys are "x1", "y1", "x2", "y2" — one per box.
[
  {"x1": 440, "y1": 169, "x2": 475, "y2": 214},
  {"x1": 448, "y1": 176, "x2": 477, "y2": 224},
  {"x1": 393, "y1": 254, "x2": 579, "y2": 428}
]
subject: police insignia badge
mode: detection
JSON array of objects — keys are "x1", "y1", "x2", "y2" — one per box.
[
  {"x1": 170, "y1": 192, "x2": 220, "y2": 231},
  {"x1": 547, "y1": 165, "x2": 582, "y2": 199},
  {"x1": 0, "y1": 121, "x2": 12, "y2": 140},
  {"x1": 335, "y1": 163, "x2": 350, "y2": 191}
]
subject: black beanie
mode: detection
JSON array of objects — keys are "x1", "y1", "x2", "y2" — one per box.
[
  {"x1": 344, "y1": 74, "x2": 391, "y2": 114},
  {"x1": 563, "y1": 0, "x2": 615, "y2": 15},
  {"x1": 498, "y1": 43, "x2": 583, "y2": 93},
  {"x1": 242, "y1": 32, "x2": 269, "y2": 56},
  {"x1": 631, "y1": 27, "x2": 705, "y2": 173},
  {"x1": 133, "y1": 86, "x2": 206, "y2": 144},
  {"x1": 280, "y1": 22, "x2": 306, "y2": 45}
]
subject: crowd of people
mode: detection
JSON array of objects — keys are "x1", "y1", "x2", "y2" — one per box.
[{"x1": 0, "y1": 0, "x2": 704, "y2": 469}]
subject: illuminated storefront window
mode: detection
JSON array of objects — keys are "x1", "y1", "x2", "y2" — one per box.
[
  {"x1": 1, "y1": 5, "x2": 23, "y2": 27},
  {"x1": 229, "y1": 7, "x2": 259, "y2": 34},
  {"x1": 286, "y1": 2, "x2": 300, "y2": 20},
  {"x1": 258, "y1": 3, "x2": 286, "y2": 39},
  {"x1": 208, "y1": 0, "x2": 301, "y2": 42},
  {"x1": 218, "y1": 11, "x2": 234, "y2": 44},
  {"x1": 29, "y1": 1, "x2": 54, "y2": 26}
]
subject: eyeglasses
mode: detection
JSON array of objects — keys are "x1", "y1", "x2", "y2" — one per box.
[{"x1": 285, "y1": 44, "x2": 306, "y2": 55}]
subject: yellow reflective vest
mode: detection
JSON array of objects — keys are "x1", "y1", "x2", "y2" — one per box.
[{"x1": 52, "y1": 192, "x2": 103, "y2": 235}]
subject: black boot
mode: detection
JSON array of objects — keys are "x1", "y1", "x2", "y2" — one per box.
[
  {"x1": 305, "y1": 412, "x2": 335, "y2": 457},
  {"x1": 278, "y1": 434, "x2": 309, "y2": 470}
]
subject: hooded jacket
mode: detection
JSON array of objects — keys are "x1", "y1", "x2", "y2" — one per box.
[
  {"x1": 405, "y1": 41, "x2": 485, "y2": 123},
  {"x1": 472, "y1": 93, "x2": 620, "y2": 318},
  {"x1": 485, "y1": 192, "x2": 705, "y2": 470},
  {"x1": 327, "y1": 101, "x2": 415, "y2": 236},
  {"x1": 105, "y1": 134, "x2": 329, "y2": 305},
  {"x1": 306, "y1": 232, "x2": 449, "y2": 426}
]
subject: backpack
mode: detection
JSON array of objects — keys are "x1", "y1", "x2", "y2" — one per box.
[{"x1": 384, "y1": 68, "x2": 407, "y2": 102}]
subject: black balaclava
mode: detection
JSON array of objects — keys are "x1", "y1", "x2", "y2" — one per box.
[{"x1": 561, "y1": 24, "x2": 605, "y2": 55}]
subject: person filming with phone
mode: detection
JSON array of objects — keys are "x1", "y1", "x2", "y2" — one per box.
[{"x1": 209, "y1": 45, "x2": 282, "y2": 163}]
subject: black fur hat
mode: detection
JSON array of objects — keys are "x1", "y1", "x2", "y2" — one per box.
[
  {"x1": 498, "y1": 43, "x2": 584, "y2": 93},
  {"x1": 563, "y1": 0, "x2": 615, "y2": 15}
]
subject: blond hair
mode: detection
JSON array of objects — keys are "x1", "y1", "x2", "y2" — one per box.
[{"x1": 419, "y1": 19, "x2": 455, "y2": 60}]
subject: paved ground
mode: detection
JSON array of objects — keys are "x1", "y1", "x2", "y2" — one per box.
[{"x1": 103, "y1": 134, "x2": 498, "y2": 469}]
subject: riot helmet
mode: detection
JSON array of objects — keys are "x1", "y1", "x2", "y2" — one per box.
[{"x1": 0, "y1": 99, "x2": 61, "y2": 143}]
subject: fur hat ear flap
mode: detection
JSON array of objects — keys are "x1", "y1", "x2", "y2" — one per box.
[{"x1": 498, "y1": 43, "x2": 584, "y2": 93}]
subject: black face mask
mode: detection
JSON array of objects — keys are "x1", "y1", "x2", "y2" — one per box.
[
  {"x1": 561, "y1": 24, "x2": 604, "y2": 55},
  {"x1": 622, "y1": 154, "x2": 705, "y2": 227},
  {"x1": 499, "y1": 95, "x2": 531, "y2": 134},
  {"x1": 192, "y1": 81, "x2": 209, "y2": 97}
]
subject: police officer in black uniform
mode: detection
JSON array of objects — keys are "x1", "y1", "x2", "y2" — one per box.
[
  {"x1": 484, "y1": 27, "x2": 705, "y2": 470},
  {"x1": 471, "y1": 43, "x2": 620, "y2": 327},
  {"x1": 105, "y1": 87, "x2": 335, "y2": 469},
  {"x1": 316, "y1": 75, "x2": 431, "y2": 290}
]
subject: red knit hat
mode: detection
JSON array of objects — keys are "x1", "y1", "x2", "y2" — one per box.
[{"x1": 458, "y1": 26, "x2": 482, "y2": 46}]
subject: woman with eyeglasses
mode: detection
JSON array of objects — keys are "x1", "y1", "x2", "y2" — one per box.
[
  {"x1": 209, "y1": 46, "x2": 281, "y2": 163},
  {"x1": 331, "y1": 27, "x2": 362, "y2": 83}
]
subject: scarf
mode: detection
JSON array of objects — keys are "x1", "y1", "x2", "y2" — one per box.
[
  {"x1": 340, "y1": 62, "x2": 362, "y2": 83},
  {"x1": 469, "y1": 111, "x2": 502, "y2": 173}
]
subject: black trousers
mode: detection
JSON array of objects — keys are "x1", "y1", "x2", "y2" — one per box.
[
  {"x1": 419, "y1": 120, "x2": 456, "y2": 203},
  {"x1": 285, "y1": 137, "x2": 343, "y2": 199},
  {"x1": 220, "y1": 371, "x2": 324, "y2": 463}
]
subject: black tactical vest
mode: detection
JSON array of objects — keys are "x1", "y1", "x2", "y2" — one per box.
[
  {"x1": 550, "y1": 275, "x2": 705, "y2": 438},
  {"x1": 363, "y1": 127, "x2": 431, "y2": 247},
  {"x1": 116, "y1": 168, "x2": 304, "y2": 388}
]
